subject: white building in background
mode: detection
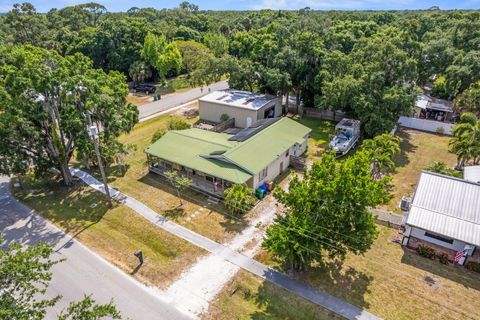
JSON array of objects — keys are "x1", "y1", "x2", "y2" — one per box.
[
  {"x1": 199, "y1": 89, "x2": 281, "y2": 128},
  {"x1": 402, "y1": 171, "x2": 480, "y2": 265},
  {"x1": 464, "y1": 165, "x2": 480, "y2": 184}
]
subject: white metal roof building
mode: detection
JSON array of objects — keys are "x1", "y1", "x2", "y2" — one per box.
[
  {"x1": 464, "y1": 165, "x2": 480, "y2": 184},
  {"x1": 403, "y1": 171, "x2": 480, "y2": 265},
  {"x1": 198, "y1": 90, "x2": 282, "y2": 128}
]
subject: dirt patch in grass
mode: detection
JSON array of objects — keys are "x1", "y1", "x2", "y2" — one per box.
[
  {"x1": 127, "y1": 93, "x2": 152, "y2": 106},
  {"x1": 15, "y1": 176, "x2": 205, "y2": 289},
  {"x1": 382, "y1": 128, "x2": 457, "y2": 212},
  {"x1": 204, "y1": 270, "x2": 342, "y2": 320},
  {"x1": 253, "y1": 225, "x2": 480, "y2": 320}
]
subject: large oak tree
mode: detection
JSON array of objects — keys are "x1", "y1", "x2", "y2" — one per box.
[{"x1": 0, "y1": 45, "x2": 138, "y2": 185}]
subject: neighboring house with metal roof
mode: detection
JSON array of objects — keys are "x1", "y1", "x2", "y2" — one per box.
[
  {"x1": 413, "y1": 94, "x2": 454, "y2": 122},
  {"x1": 144, "y1": 117, "x2": 310, "y2": 197},
  {"x1": 402, "y1": 171, "x2": 480, "y2": 265},
  {"x1": 199, "y1": 89, "x2": 281, "y2": 128},
  {"x1": 464, "y1": 165, "x2": 480, "y2": 184}
]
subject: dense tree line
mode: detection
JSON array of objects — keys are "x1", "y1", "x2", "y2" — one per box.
[{"x1": 2, "y1": 3, "x2": 480, "y2": 136}]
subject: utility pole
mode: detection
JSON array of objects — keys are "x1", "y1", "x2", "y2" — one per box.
[{"x1": 86, "y1": 111, "x2": 113, "y2": 208}]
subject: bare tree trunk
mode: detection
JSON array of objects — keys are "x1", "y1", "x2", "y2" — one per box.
[
  {"x1": 285, "y1": 92, "x2": 289, "y2": 116},
  {"x1": 296, "y1": 91, "x2": 300, "y2": 115},
  {"x1": 59, "y1": 161, "x2": 73, "y2": 186}
]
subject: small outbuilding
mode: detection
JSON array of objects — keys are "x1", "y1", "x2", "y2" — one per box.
[
  {"x1": 198, "y1": 89, "x2": 281, "y2": 128},
  {"x1": 414, "y1": 94, "x2": 454, "y2": 122},
  {"x1": 402, "y1": 171, "x2": 480, "y2": 265}
]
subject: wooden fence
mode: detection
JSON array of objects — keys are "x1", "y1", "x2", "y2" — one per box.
[
  {"x1": 212, "y1": 118, "x2": 235, "y2": 132},
  {"x1": 304, "y1": 108, "x2": 346, "y2": 122}
]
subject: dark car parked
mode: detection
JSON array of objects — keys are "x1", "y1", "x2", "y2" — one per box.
[{"x1": 133, "y1": 83, "x2": 156, "y2": 94}]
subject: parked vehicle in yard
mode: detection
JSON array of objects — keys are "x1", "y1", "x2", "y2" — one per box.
[
  {"x1": 329, "y1": 118, "x2": 361, "y2": 156},
  {"x1": 133, "y1": 83, "x2": 156, "y2": 94}
]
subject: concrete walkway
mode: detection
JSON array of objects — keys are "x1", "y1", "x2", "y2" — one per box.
[
  {"x1": 138, "y1": 80, "x2": 228, "y2": 120},
  {"x1": 70, "y1": 168, "x2": 382, "y2": 320}
]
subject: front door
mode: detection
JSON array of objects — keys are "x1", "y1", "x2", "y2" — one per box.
[
  {"x1": 246, "y1": 117, "x2": 252, "y2": 127},
  {"x1": 280, "y1": 161, "x2": 284, "y2": 172}
]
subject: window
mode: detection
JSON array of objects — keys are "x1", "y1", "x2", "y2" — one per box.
[
  {"x1": 424, "y1": 232, "x2": 454, "y2": 244},
  {"x1": 206, "y1": 176, "x2": 214, "y2": 182},
  {"x1": 286, "y1": 149, "x2": 290, "y2": 157},
  {"x1": 260, "y1": 167, "x2": 268, "y2": 179}
]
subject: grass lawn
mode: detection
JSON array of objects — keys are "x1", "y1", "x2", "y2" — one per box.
[
  {"x1": 383, "y1": 128, "x2": 457, "y2": 212},
  {"x1": 92, "y1": 114, "x2": 252, "y2": 243},
  {"x1": 242, "y1": 225, "x2": 480, "y2": 320},
  {"x1": 290, "y1": 115, "x2": 336, "y2": 162},
  {"x1": 204, "y1": 270, "x2": 342, "y2": 320},
  {"x1": 14, "y1": 176, "x2": 205, "y2": 289}
]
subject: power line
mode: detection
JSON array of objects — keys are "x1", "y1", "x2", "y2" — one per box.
[{"x1": 106, "y1": 171, "x2": 480, "y2": 316}]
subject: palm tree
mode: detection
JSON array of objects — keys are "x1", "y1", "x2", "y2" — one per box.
[
  {"x1": 363, "y1": 133, "x2": 401, "y2": 179},
  {"x1": 449, "y1": 112, "x2": 480, "y2": 169},
  {"x1": 128, "y1": 61, "x2": 152, "y2": 85}
]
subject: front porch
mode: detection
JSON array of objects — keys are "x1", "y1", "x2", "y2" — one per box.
[{"x1": 147, "y1": 155, "x2": 234, "y2": 198}]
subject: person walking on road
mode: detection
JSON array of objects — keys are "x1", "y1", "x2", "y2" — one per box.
[{"x1": 200, "y1": 86, "x2": 203, "y2": 93}]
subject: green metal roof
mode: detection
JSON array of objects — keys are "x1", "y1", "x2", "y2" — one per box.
[
  {"x1": 145, "y1": 129, "x2": 252, "y2": 184},
  {"x1": 145, "y1": 118, "x2": 311, "y2": 183},
  {"x1": 223, "y1": 118, "x2": 311, "y2": 174}
]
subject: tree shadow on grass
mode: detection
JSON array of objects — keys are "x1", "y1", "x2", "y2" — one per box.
[
  {"x1": 1, "y1": 176, "x2": 111, "y2": 253},
  {"x1": 16, "y1": 177, "x2": 110, "y2": 236},
  {"x1": 249, "y1": 261, "x2": 372, "y2": 319},
  {"x1": 400, "y1": 247, "x2": 480, "y2": 291},
  {"x1": 393, "y1": 129, "x2": 417, "y2": 169},
  {"x1": 164, "y1": 207, "x2": 186, "y2": 218}
]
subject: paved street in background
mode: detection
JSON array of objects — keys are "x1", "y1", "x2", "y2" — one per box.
[{"x1": 138, "y1": 80, "x2": 229, "y2": 119}]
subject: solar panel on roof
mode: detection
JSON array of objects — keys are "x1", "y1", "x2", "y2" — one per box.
[{"x1": 228, "y1": 118, "x2": 280, "y2": 142}]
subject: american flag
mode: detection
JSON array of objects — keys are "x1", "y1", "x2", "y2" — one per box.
[{"x1": 454, "y1": 249, "x2": 466, "y2": 262}]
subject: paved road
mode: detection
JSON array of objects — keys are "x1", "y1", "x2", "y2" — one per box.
[
  {"x1": 0, "y1": 176, "x2": 192, "y2": 320},
  {"x1": 138, "y1": 80, "x2": 229, "y2": 120},
  {"x1": 71, "y1": 168, "x2": 382, "y2": 320}
]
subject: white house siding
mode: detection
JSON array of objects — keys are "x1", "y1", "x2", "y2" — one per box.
[
  {"x1": 409, "y1": 226, "x2": 466, "y2": 252},
  {"x1": 252, "y1": 137, "x2": 308, "y2": 189},
  {"x1": 398, "y1": 116, "x2": 454, "y2": 135}
]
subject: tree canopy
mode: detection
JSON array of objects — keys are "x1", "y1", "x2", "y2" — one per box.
[
  {"x1": 262, "y1": 151, "x2": 391, "y2": 271},
  {"x1": 2, "y1": 3, "x2": 480, "y2": 142},
  {"x1": 0, "y1": 45, "x2": 138, "y2": 185}
]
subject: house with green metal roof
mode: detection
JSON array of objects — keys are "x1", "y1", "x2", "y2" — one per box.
[{"x1": 145, "y1": 117, "x2": 311, "y2": 197}]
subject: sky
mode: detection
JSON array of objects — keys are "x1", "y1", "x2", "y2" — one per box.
[{"x1": 1, "y1": 0, "x2": 480, "y2": 13}]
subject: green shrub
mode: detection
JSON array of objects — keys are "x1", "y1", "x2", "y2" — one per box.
[
  {"x1": 416, "y1": 244, "x2": 436, "y2": 260},
  {"x1": 220, "y1": 113, "x2": 230, "y2": 122},
  {"x1": 437, "y1": 252, "x2": 449, "y2": 265},
  {"x1": 151, "y1": 129, "x2": 167, "y2": 143},
  {"x1": 168, "y1": 117, "x2": 191, "y2": 130},
  {"x1": 465, "y1": 261, "x2": 480, "y2": 273},
  {"x1": 224, "y1": 184, "x2": 255, "y2": 215},
  {"x1": 436, "y1": 127, "x2": 445, "y2": 135}
]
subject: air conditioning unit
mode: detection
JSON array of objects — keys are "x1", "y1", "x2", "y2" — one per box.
[{"x1": 400, "y1": 196, "x2": 412, "y2": 211}]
